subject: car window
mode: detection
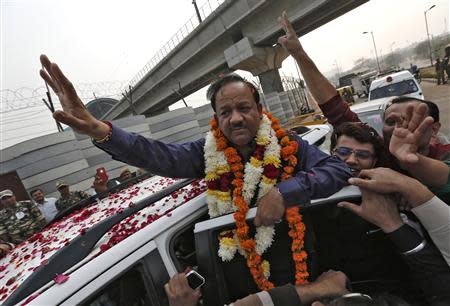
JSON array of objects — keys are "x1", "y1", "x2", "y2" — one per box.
[
  {"x1": 81, "y1": 263, "x2": 153, "y2": 306},
  {"x1": 356, "y1": 110, "x2": 384, "y2": 135},
  {"x1": 370, "y1": 79, "x2": 418, "y2": 100},
  {"x1": 170, "y1": 213, "x2": 209, "y2": 271}
]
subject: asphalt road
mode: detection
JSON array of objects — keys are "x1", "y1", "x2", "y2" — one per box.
[{"x1": 421, "y1": 80, "x2": 450, "y2": 137}]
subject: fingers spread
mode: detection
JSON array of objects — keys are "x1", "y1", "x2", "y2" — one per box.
[
  {"x1": 52, "y1": 63, "x2": 77, "y2": 97},
  {"x1": 39, "y1": 69, "x2": 59, "y2": 94},
  {"x1": 415, "y1": 116, "x2": 434, "y2": 137},
  {"x1": 408, "y1": 103, "x2": 429, "y2": 131},
  {"x1": 40, "y1": 54, "x2": 63, "y2": 93}
]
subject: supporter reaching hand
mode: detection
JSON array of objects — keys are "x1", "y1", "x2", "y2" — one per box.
[
  {"x1": 348, "y1": 167, "x2": 434, "y2": 208},
  {"x1": 338, "y1": 188, "x2": 403, "y2": 233},
  {"x1": 388, "y1": 103, "x2": 434, "y2": 164},
  {"x1": 39, "y1": 54, "x2": 110, "y2": 139}
]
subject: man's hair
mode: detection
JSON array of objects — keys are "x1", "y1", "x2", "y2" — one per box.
[
  {"x1": 330, "y1": 122, "x2": 389, "y2": 167},
  {"x1": 389, "y1": 96, "x2": 439, "y2": 122},
  {"x1": 206, "y1": 74, "x2": 260, "y2": 111},
  {"x1": 30, "y1": 188, "x2": 43, "y2": 196}
]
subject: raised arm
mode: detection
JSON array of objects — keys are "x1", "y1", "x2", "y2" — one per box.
[
  {"x1": 39, "y1": 55, "x2": 110, "y2": 139},
  {"x1": 277, "y1": 12, "x2": 359, "y2": 127},
  {"x1": 277, "y1": 12, "x2": 336, "y2": 104}
]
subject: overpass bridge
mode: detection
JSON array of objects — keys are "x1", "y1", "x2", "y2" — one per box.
[{"x1": 102, "y1": 0, "x2": 368, "y2": 120}]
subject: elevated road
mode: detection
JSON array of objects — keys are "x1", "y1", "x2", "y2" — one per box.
[{"x1": 103, "y1": 0, "x2": 368, "y2": 120}]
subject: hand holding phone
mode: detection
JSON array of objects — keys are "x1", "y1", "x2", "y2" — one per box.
[{"x1": 185, "y1": 270, "x2": 205, "y2": 290}]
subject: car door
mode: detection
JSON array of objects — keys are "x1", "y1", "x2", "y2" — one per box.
[{"x1": 194, "y1": 186, "x2": 361, "y2": 306}]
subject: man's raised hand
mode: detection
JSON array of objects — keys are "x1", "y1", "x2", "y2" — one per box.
[
  {"x1": 277, "y1": 11, "x2": 303, "y2": 57},
  {"x1": 39, "y1": 55, "x2": 110, "y2": 139},
  {"x1": 389, "y1": 102, "x2": 434, "y2": 164}
]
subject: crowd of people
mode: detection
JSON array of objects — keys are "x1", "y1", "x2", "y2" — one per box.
[
  {"x1": 0, "y1": 167, "x2": 139, "y2": 256},
  {"x1": 0, "y1": 10, "x2": 449, "y2": 306}
]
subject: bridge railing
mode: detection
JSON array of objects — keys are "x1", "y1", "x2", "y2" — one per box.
[{"x1": 127, "y1": 0, "x2": 225, "y2": 89}]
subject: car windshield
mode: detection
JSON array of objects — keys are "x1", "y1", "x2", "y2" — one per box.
[{"x1": 370, "y1": 79, "x2": 418, "y2": 100}]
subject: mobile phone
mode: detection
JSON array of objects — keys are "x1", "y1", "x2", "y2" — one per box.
[
  {"x1": 185, "y1": 270, "x2": 205, "y2": 290},
  {"x1": 96, "y1": 167, "x2": 109, "y2": 183}
]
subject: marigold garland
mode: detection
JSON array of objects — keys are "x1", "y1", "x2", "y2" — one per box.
[{"x1": 204, "y1": 111, "x2": 309, "y2": 290}]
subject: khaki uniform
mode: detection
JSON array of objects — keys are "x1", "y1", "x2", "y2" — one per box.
[
  {"x1": 56, "y1": 191, "x2": 89, "y2": 211},
  {"x1": 0, "y1": 201, "x2": 46, "y2": 244}
]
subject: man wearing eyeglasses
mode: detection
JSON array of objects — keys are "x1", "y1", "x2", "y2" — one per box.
[{"x1": 329, "y1": 122, "x2": 388, "y2": 176}]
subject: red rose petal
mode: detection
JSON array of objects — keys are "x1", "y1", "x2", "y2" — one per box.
[{"x1": 54, "y1": 274, "x2": 70, "y2": 284}]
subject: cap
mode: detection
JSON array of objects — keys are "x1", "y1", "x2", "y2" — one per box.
[
  {"x1": 0, "y1": 189, "x2": 14, "y2": 199},
  {"x1": 56, "y1": 181, "x2": 68, "y2": 189},
  {"x1": 120, "y1": 168, "x2": 131, "y2": 176}
]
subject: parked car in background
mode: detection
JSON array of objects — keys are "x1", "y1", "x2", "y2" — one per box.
[{"x1": 368, "y1": 70, "x2": 424, "y2": 101}]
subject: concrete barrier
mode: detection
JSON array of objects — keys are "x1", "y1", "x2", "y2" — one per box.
[
  {"x1": 147, "y1": 107, "x2": 202, "y2": 143},
  {"x1": 194, "y1": 104, "x2": 214, "y2": 137},
  {"x1": 263, "y1": 92, "x2": 286, "y2": 124}
]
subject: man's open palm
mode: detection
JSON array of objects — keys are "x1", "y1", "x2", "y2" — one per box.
[
  {"x1": 40, "y1": 55, "x2": 107, "y2": 138},
  {"x1": 389, "y1": 103, "x2": 434, "y2": 164}
]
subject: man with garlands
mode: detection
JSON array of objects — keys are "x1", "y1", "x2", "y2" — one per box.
[{"x1": 39, "y1": 52, "x2": 351, "y2": 300}]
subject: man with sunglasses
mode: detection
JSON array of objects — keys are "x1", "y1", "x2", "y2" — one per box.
[{"x1": 329, "y1": 122, "x2": 388, "y2": 176}]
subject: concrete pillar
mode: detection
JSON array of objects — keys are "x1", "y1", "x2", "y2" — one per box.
[
  {"x1": 279, "y1": 91, "x2": 294, "y2": 122},
  {"x1": 263, "y1": 93, "x2": 286, "y2": 124},
  {"x1": 224, "y1": 37, "x2": 289, "y2": 120},
  {"x1": 258, "y1": 69, "x2": 283, "y2": 94}
]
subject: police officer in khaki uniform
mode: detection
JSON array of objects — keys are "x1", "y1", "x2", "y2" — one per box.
[
  {"x1": 55, "y1": 181, "x2": 89, "y2": 211},
  {"x1": 0, "y1": 189, "x2": 46, "y2": 244}
]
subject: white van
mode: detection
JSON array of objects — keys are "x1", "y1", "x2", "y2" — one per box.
[{"x1": 368, "y1": 70, "x2": 424, "y2": 101}]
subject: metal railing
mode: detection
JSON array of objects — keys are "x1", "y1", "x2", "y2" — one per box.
[{"x1": 127, "y1": 0, "x2": 225, "y2": 89}]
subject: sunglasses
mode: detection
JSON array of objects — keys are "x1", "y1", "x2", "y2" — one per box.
[{"x1": 332, "y1": 147, "x2": 374, "y2": 160}]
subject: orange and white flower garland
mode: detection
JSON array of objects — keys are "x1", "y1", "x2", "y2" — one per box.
[{"x1": 204, "y1": 112, "x2": 308, "y2": 290}]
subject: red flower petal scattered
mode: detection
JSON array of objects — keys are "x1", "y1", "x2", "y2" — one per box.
[{"x1": 54, "y1": 274, "x2": 70, "y2": 284}]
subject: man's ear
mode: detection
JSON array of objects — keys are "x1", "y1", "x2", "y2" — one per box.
[
  {"x1": 257, "y1": 103, "x2": 263, "y2": 115},
  {"x1": 214, "y1": 113, "x2": 219, "y2": 127}
]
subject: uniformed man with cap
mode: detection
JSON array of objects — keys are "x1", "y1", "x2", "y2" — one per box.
[
  {"x1": 55, "y1": 181, "x2": 89, "y2": 211},
  {"x1": 0, "y1": 189, "x2": 47, "y2": 244}
]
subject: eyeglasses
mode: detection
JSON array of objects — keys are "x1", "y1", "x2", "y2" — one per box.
[
  {"x1": 328, "y1": 293, "x2": 374, "y2": 305},
  {"x1": 332, "y1": 147, "x2": 375, "y2": 160}
]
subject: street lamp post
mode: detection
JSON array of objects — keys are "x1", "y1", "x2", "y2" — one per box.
[
  {"x1": 192, "y1": 0, "x2": 202, "y2": 23},
  {"x1": 363, "y1": 31, "x2": 381, "y2": 73},
  {"x1": 424, "y1": 4, "x2": 436, "y2": 66}
]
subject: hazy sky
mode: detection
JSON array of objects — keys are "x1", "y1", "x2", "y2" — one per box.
[{"x1": 1, "y1": 0, "x2": 449, "y2": 148}]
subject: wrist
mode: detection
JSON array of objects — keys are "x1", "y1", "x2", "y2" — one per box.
[
  {"x1": 91, "y1": 120, "x2": 111, "y2": 140},
  {"x1": 379, "y1": 217, "x2": 403, "y2": 233},
  {"x1": 403, "y1": 180, "x2": 434, "y2": 208},
  {"x1": 92, "y1": 121, "x2": 112, "y2": 142}
]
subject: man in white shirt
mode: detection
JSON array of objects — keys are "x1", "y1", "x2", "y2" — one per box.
[{"x1": 30, "y1": 188, "x2": 58, "y2": 223}]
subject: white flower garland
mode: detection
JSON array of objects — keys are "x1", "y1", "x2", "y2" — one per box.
[{"x1": 204, "y1": 115, "x2": 282, "y2": 262}]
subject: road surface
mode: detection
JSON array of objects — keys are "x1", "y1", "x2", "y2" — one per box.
[{"x1": 421, "y1": 80, "x2": 449, "y2": 137}]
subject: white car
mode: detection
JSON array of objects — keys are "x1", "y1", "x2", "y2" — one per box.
[
  {"x1": 368, "y1": 70, "x2": 424, "y2": 101},
  {"x1": 0, "y1": 129, "x2": 363, "y2": 306},
  {"x1": 350, "y1": 97, "x2": 393, "y2": 135}
]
